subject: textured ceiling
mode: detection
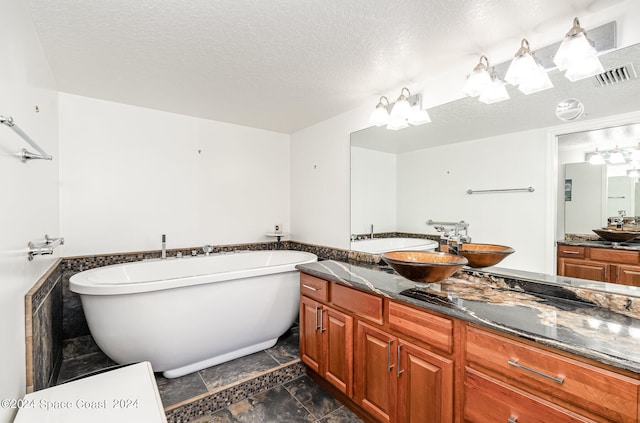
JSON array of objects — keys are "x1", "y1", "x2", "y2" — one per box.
[{"x1": 27, "y1": 0, "x2": 627, "y2": 133}]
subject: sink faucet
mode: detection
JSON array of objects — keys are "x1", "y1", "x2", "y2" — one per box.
[
  {"x1": 427, "y1": 220, "x2": 470, "y2": 255},
  {"x1": 161, "y1": 234, "x2": 167, "y2": 259}
]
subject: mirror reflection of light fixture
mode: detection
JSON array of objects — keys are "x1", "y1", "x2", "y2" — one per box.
[
  {"x1": 608, "y1": 146, "x2": 625, "y2": 164},
  {"x1": 553, "y1": 17, "x2": 604, "y2": 82},
  {"x1": 462, "y1": 55, "x2": 492, "y2": 97},
  {"x1": 368, "y1": 96, "x2": 390, "y2": 127},
  {"x1": 504, "y1": 39, "x2": 553, "y2": 95},
  {"x1": 368, "y1": 88, "x2": 431, "y2": 130},
  {"x1": 588, "y1": 148, "x2": 605, "y2": 165},
  {"x1": 628, "y1": 168, "x2": 640, "y2": 178}
]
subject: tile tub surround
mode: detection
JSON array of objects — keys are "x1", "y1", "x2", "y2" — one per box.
[
  {"x1": 25, "y1": 259, "x2": 63, "y2": 393},
  {"x1": 297, "y1": 260, "x2": 640, "y2": 374}
]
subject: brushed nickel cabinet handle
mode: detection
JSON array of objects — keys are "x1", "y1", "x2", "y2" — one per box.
[
  {"x1": 508, "y1": 359, "x2": 564, "y2": 384},
  {"x1": 563, "y1": 250, "x2": 580, "y2": 255},
  {"x1": 314, "y1": 307, "x2": 320, "y2": 331},
  {"x1": 397, "y1": 345, "x2": 404, "y2": 377},
  {"x1": 387, "y1": 341, "x2": 394, "y2": 372},
  {"x1": 302, "y1": 284, "x2": 318, "y2": 291},
  {"x1": 319, "y1": 308, "x2": 325, "y2": 333}
]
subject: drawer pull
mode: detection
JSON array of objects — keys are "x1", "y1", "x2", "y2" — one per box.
[
  {"x1": 563, "y1": 250, "x2": 580, "y2": 255},
  {"x1": 302, "y1": 284, "x2": 318, "y2": 291},
  {"x1": 508, "y1": 359, "x2": 564, "y2": 384},
  {"x1": 397, "y1": 345, "x2": 404, "y2": 377},
  {"x1": 508, "y1": 417, "x2": 518, "y2": 423}
]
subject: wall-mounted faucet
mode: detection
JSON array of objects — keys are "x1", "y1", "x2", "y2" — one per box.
[
  {"x1": 203, "y1": 245, "x2": 214, "y2": 256},
  {"x1": 427, "y1": 220, "x2": 471, "y2": 255},
  {"x1": 161, "y1": 234, "x2": 167, "y2": 259},
  {"x1": 370, "y1": 224, "x2": 374, "y2": 239}
]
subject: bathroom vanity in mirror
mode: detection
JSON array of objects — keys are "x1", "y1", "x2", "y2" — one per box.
[{"x1": 558, "y1": 242, "x2": 640, "y2": 286}]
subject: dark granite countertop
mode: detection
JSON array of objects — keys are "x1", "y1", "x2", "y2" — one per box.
[
  {"x1": 558, "y1": 239, "x2": 640, "y2": 251},
  {"x1": 296, "y1": 260, "x2": 640, "y2": 374}
]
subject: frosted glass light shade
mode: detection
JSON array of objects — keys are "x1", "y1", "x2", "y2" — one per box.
[
  {"x1": 554, "y1": 32, "x2": 604, "y2": 81},
  {"x1": 478, "y1": 78, "x2": 510, "y2": 104},
  {"x1": 386, "y1": 116, "x2": 409, "y2": 130},
  {"x1": 407, "y1": 107, "x2": 431, "y2": 125},
  {"x1": 462, "y1": 69, "x2": 492, "y2": 97},
  {"x1": 368, "y1": 105, "x2": 390, "y2": 127},
  {"x1": 505, "y1": 53, "x2": 553, "y2": 94},
  {"x1": 588, "y1": 153, "x2": 605, "y2": 165},
  {"x1": 390, "y1": 97, "x2": 411, "y2": 120},
  {"x1": 608, "y1": 150, "x2": 625, "y2": 164}
]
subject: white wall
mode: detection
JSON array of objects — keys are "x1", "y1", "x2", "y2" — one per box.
[
  {"x1": 396, "y1": 129, "x2": 550, "y2": 272},
  {"x1": 350, "y1": 147, "x2": 397, "y2": 235},
  {"x1": 0, "y1": 1, "x2": 59, "y2": 421},
  {"x1": 59, "y1": 93, "x2": 290, "y2": 256}
]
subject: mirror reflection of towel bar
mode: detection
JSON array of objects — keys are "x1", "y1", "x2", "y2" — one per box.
[{"x1": 467, "y1": 187, "x2": 535, "y2": 194}]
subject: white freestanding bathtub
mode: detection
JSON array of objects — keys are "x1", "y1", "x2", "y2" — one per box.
[
  {"x1": 350, "y1": 237, "x2": 438, "y2": 254},
  {"x1": 69, "y1": 250, "x2": 318, "y2": 378}
]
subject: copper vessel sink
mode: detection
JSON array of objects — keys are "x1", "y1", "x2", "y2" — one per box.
[
  {"x1": 381, "y1": 251, "x2": 468, "y2": 283},
  {"x1": 592, "y1": 228, "x2": 640, "y2": 243},
  {"x1": 457, "y1": 243, "x2": 514, "y2": 268}
]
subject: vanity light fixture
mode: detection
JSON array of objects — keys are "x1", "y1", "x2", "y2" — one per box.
[
  {"x1": 553, "y1": 17, "x2": 604, "y2": 82},
  {"x1": 504, "y1": 39, "x2": 553, "y2": 95},
  {"x1": 628, "y1": 168, "x2": 640, "y2": 178},
  {"x1": 462, "y1": 55, "x2": 492, "y2": 97},
  {"x1": 368, "y1": 88, "x2": 431, "y2": 130},
  {"x1": 368, "y1": 96, "x2": 391, "y2": 127},
  {"x1": 463, "y1": 56, "x2": 509, "y2": 104}
]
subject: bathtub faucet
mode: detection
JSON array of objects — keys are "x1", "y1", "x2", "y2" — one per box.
[
  {"x1": 161, "y1": 234, "x2": 167, "y2": 259},
  {"x1": 203, "y1": 245, "x2": 214, "y2": 256}
]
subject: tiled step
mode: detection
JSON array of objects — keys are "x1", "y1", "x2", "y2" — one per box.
[{"x1": 164, "y1": 359, "x2": 306, "y2": 422}]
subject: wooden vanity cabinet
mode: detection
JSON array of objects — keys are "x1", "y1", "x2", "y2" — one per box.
[
  {"x1": 300, "y1": 276, "x2": 353, "y2": 396},
  {"x1": 557, "y1": 245, "x2": 640, "y2": 286},
  {"x1": 465, "y1": 325, "x2": 640, "y2": 423}
]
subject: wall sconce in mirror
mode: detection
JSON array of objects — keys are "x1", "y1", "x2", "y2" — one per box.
[
  {"x1": 368, "y1": 87, "x2": 431, "y2": 130},
  {"x1": 463, "y1": 55, "x2": 509, "y2": 104},
  {"x1": 585, "y1": 145, "x2": 639, "y2": 165},
  {"x1": 554, "y1": 17, "x2": 605, "y2": 82},
  {"x1": 505, "y1": 39, "x2": 553, "y2": 95}
]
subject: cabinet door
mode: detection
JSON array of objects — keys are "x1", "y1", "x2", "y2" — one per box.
[
  {"x1": 300, "y1": 296, "x2": 322, "y2": 373},
  {"x1": 397, "y1": 339, "x2": 454, "y2": 423},
  {"x1": 616, "y1": 264, "x2": 640, "y2": 287},
  {"x1": 323, "y1": 307, "x2": 353, "y2": 396},
  {"x1": 558, "y1": 258, "x2": 608, "y2": 282},
  {"x1": 355, "y1": 321, "x2": 396, "y2": 423}
]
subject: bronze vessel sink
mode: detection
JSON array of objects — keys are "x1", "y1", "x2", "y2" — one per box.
[
  {"x1": 592, "y1": 228, "x2": 640, "y2": 243},
  {"x1": 381, "y1": 251, "x2": 468, "y2": 283},
  {"x1": 457, "y1": 243, "x2": 514, "y2": 268}
]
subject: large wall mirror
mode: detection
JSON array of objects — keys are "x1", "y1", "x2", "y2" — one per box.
[{"x1": 350, "y1": 41, "x2": 640, "y2": 275}]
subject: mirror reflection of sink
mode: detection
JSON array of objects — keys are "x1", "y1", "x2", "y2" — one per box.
[
  {"x1": 592, "y1": 228, "x2": 640, "y2": 243},
  {"x1": 350, "y1": 238, "x2": 438, "y2": 254},
  {"x1": 381, "y1": 251, "x2": 467, "y2": 283},
  {"x1": 457, "y1": 243, "x2": 515, "y2": 268}
]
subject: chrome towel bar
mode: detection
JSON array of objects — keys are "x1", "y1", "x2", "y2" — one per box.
[
  {"x1": 28, "y1": 235, "x2": 64, "y2": 261},
  {"x1": 466, "y1": 186, "x2": 535, "y2": 195},
  {"x1": 0, "y1": 115, "x2": 53, "y2": 162}
]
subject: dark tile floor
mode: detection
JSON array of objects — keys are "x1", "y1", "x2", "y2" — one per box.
[{"x1": 56, "y1": 325, "x2": 362, "y2": 422}]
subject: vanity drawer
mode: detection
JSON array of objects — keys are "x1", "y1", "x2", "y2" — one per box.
[
  {"x1": 331, "y1": 283, "x2": 383, "y2": 324},
  {"x1": 389, "y1": 301, "x2": 453, "y2": 354},
  {"x1": 590, "y1": 247, "x2": 640, "y2": 265},
  {"x1": 557, "y1": 245, "x2": 585, "y2": 259},
  {"x1": 464, "y1": 368, "x2": 595, "y2": 423},
  {"x1": 300, "y1": 273, "x2": 329, "y2": 302},
  {"x1": 466, "y1": 326, "x2": 640, "y2": 423}
]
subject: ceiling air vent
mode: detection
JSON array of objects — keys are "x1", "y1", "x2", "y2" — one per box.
[{"x1": 594, "y1": 64, "x2": 637, "y2": 87}]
